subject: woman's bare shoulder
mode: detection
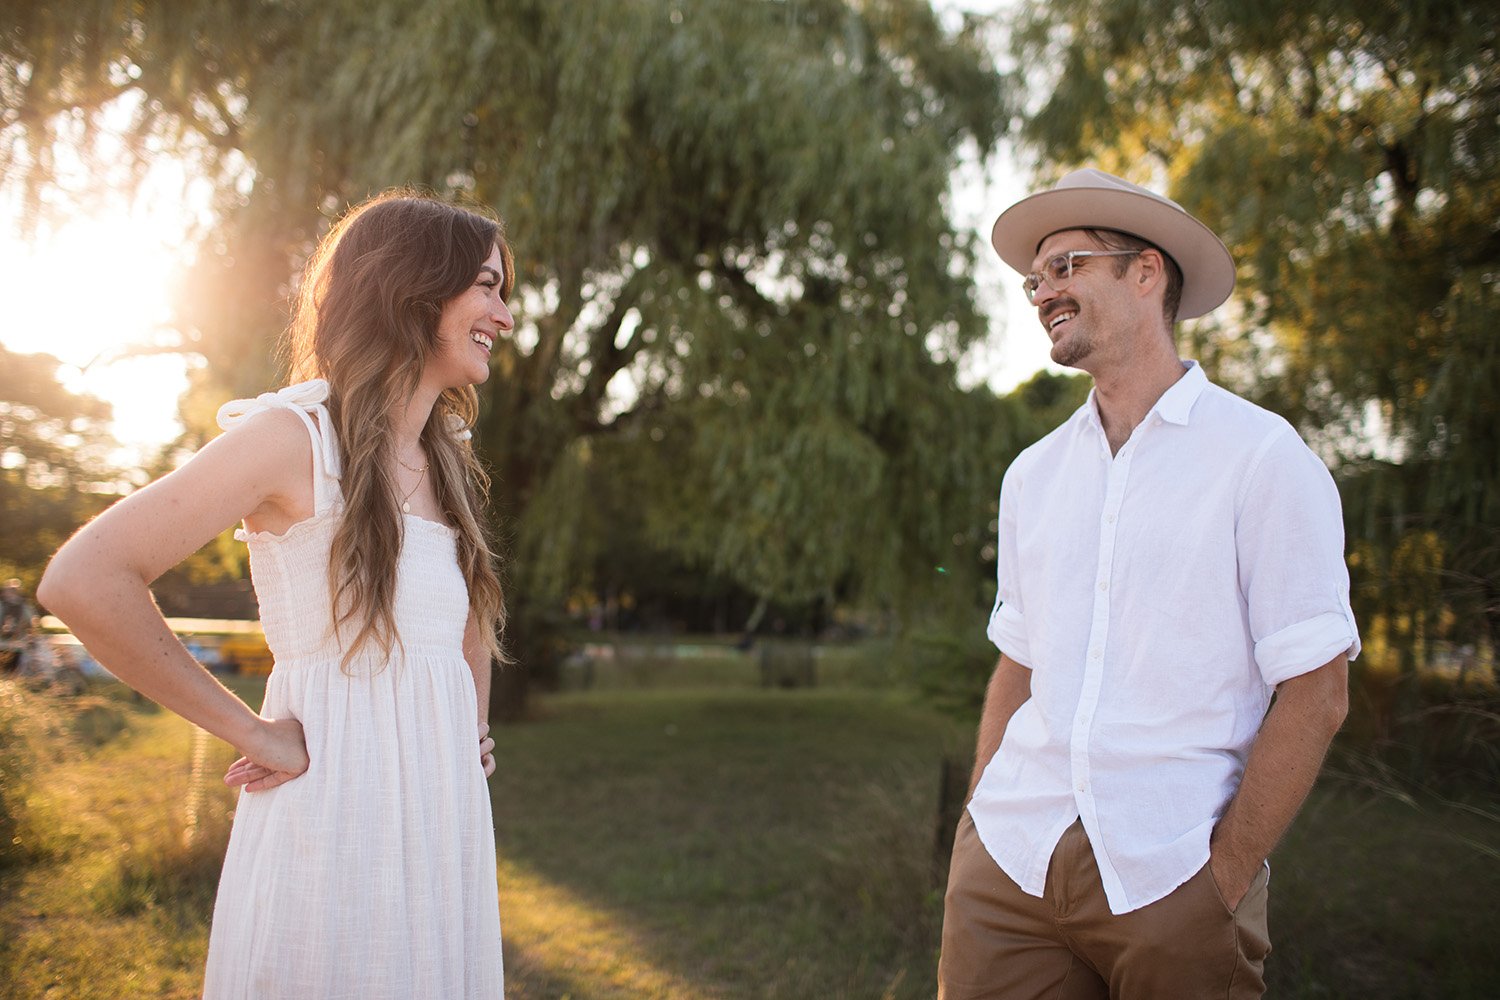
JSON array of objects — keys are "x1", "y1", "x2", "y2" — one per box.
[
  {"x1": 211, "y1": 405, "x2": 315, "y2": 464},
  {"x1": 171, "y1": 405, "x2": 318, "y2": 513}
]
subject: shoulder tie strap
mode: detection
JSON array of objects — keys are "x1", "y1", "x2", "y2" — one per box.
[{"x1": 217, "y1": 379, "x2": 342, "y2": 514}]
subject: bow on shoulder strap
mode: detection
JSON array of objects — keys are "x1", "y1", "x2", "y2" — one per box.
[{"x1": 216, "y1": 379, "x2": 343, "y2": 488}]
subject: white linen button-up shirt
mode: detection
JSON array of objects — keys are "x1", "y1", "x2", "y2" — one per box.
[{"x1": 970, "y1": 361, "x2": 1360, "y2": 914}]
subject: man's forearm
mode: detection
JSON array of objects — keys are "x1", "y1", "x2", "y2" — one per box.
[
  {"x1": 1210, "y1": 654, "x2": 1349, "y2": 906},
  {"x1": 969, "y1": 653, "x2": 1032, "y2": 799}
]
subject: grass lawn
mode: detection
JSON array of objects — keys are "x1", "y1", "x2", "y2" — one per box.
[
  {"x1": 1268, "y1": 787, "x2": 1500, "y2": 998},
  {"x1": 492, "y1": 689, "x2": 966, "y2": 999},
  {"x1": 2, "y1": 675, "x2": 1498, "y2": 998},
  {"x1": 0, "y1": 680, "x2": 241, "y2": 999}
]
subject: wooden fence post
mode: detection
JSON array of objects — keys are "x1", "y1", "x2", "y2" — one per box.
[{"x1": 932, "y1": 755, "x2": 969, "y2": 890}]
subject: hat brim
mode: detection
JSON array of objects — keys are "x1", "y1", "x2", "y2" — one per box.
[{"x1": 990, "y1": 187, "x2": 1236, "y2": 320}]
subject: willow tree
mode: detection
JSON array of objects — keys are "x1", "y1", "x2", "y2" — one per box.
[
  {"x1": 0, "y1": 348, "x2": 118, "y2": 584},
  {"x1": 1006, "y1": 0, "x2": 1500, "y2": 673},
  {"x1": 4, "y1": 1, "x2": 1017, "y2": 706}
]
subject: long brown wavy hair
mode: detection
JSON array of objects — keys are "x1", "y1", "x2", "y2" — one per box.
[{"x1": 285, "y1": 190, "x2": 511, "y2": 669}]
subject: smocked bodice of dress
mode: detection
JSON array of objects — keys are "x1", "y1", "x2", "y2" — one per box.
[{"x1": 216, "y1": 380, "x2": 469, "y2": 667}]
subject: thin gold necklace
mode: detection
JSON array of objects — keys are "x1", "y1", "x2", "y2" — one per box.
[
  {"x1": 399, "y1": 463, "x2": 429, "y2": 514},
  {"x1": 395, "y1": 450, "x2": 428, "y2": 474}
]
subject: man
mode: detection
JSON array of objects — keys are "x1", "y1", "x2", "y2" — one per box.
[{"x1": 938, "y1": 169, "x2": 1359, "y2": 999}]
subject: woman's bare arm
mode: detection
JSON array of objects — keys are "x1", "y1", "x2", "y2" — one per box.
[{"x1": 39, "y1": 409, "x2": 315, "y2": 786}]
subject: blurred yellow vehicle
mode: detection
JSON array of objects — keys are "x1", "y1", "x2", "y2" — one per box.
[{"x1": 216, "y1": 634, "x2": 274, "y2": 676}]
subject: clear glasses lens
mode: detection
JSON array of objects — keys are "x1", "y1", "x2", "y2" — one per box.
[{"x1": 1023, "y1": 254, "x2": 1076, "y2": 302}]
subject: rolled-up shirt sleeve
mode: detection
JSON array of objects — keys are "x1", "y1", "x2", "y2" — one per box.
[
  {"x1": 1236, "y1": 427, "x2": 1361, "y2": 686},
  {"x1": 987, "y1": 459, "x2": 1032, "y2": 666}
]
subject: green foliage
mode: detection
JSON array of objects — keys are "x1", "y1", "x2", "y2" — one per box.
[
  {"x1": 0, "y1": 346, "x2": 118, "y2": 583},
  {"x1": 2, "y1": 1, "x2": 1020, "y2": 640},
  {"x1": 1007, "y1": 368, "x2": 1091, "y2": 436},
  {"x1": 1007, "y1": 0, "x2": 1500, "y2": 667},
  {"x1": 0, "y1": 347, "x2": 113, "y2": 479},
  {"x1": 1338, "y1": 666, "x2": 1500, "y2": 796},
  {"x1": 904, "y1": 620, "x2": 999, "y2": 716},
  {"x1": 1269, "y1": 785, "x2": 1500, "y2": 998}
]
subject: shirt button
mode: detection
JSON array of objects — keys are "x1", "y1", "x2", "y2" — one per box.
[
  {"x1": 1098, "y1": 580, "x2": 1108, "y2": 591},
  {"x1": 1090, "y1": 649, "x2": 1102, "y2": 660},
  {"x1": 1105, "y1": 513, "x2": 1116, "y2": 523},
  {"x1": 1076, "y1": 781, "x2": 1087, "y2": 792}
]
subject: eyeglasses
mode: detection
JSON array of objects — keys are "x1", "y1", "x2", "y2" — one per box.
[{"x1": 1021, "y1": 250, "x2": 1142, "y2": 302}]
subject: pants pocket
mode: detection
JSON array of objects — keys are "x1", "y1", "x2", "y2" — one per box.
[{"x1": 1206, "y1": 858, "x2": 1269, "y2": 917}]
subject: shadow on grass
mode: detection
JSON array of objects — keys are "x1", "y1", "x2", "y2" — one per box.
[
  {"x1": 492, "y1": 688, "x2": 963, "y2": 1000},
  {"x1": 499, "y1": 858, "x2": 717, "y2": 999}
]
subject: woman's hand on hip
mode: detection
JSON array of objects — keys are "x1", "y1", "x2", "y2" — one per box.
[{"x1": 224, "y1": 717, "x2": 309, "y2": 792}]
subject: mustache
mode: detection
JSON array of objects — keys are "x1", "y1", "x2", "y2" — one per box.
[{"x1": 1041, "y1": 298, "x2": 1080, "y2": 324}]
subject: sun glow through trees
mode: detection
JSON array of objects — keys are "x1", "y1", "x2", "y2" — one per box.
[{"x1": 0, "y1": 191, "x2": 201, "y2": 461}]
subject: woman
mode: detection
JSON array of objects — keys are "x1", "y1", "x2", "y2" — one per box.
[{"x1": 39, "y1": 192, "x2": 514, "y2": 998}]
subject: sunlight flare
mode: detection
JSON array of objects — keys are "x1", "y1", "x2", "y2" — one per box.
[{"x1": 1, "y1": 192, "x2": 200, "y2": 453}]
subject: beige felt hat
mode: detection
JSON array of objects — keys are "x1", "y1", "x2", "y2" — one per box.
[{"x1": 990, "y1": 168, "x2": 1236, "y2": 320}]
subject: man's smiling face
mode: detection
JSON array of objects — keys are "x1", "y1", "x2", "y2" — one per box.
[{"x1": 1028, "y1": 231, "x2": 1140, "y2": 372}]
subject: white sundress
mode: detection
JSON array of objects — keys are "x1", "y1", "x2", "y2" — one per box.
[{"x1": 202, "y1": 380, "x2": 503, "y2": 999}]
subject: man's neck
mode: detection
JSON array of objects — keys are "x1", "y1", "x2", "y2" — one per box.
[{"x1": 1091, "y1": 347, "x2": 1188, "y2": 455}]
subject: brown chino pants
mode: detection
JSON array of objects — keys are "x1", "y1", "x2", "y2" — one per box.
[{"x1": 938, "y1": 813, "x2": 1270, "y2": 1000}]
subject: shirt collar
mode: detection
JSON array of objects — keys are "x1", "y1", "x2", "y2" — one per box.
[
  {"x1": 1080, "y1": 360, "x2": 1208, "y2": 433},
  {"x1": 1151, "y1": 360, "x2": 1208, "y2": 426}
]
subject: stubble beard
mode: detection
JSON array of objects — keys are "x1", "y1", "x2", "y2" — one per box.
[
  {"x1": 1042, "y1": 295, "x2": 1092, "y2": 370},
  {"x1": 1050, "y1": 325, "x2": 1092, "y2": 369}
]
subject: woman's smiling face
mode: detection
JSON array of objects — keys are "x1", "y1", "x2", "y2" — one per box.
[{"x1": 427, "y1": 243, "x2": 513, "y2": 389}]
